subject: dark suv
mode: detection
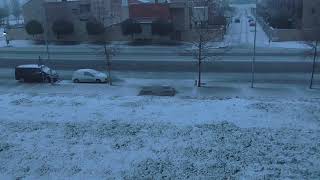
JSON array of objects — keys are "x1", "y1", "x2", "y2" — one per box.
[{"x1": 15, "y1": 64, "x2": 59, "y2": 83}]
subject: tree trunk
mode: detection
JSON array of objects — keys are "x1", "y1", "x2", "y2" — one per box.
[
  {"x1": 104, "y1": 44, "x2": 112, "y2": 85},
  {"x1": 197, "y1": 35, "x2": 202, "y2": 87},
  {"x1": 310, "y1": 41, "x2": 318, "y2": 89}
]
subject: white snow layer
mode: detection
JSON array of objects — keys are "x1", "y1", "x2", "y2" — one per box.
[{"x1": 0, "y1": 93, "x2": 319, "y2": 179}]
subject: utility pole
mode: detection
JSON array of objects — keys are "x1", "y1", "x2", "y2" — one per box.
[
  {"x1": 251, "y1": 0, "x2": 257, "y2": 88},
  {"x1": 310, "y1": 41, "x2": 318, "y2": 89},
  {"x1": 42, "y1": 2, "x2": 53, "y2": 85},
  {"x1": 104, "y1": 44, "x2": 112, "y2": 85}
]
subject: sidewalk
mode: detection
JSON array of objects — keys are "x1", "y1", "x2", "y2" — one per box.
[{"x1": 0, "y1": 74, "x2": 319, "y2": 99}]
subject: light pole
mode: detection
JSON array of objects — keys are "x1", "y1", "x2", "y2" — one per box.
[
  {"x1": 310, "y1": 41, "x2": 318, "y2": 89},
  {"x1": 42, "y1": 2, "x2": 54, "y2": 85},
  {"x1": 3, "y1": 31, "x2": 9, "y2": 46},
  {"x1": 251, "y1": 0, "x2": 257, "y2": 88}
]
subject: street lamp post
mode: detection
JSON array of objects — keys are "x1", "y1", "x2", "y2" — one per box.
[
  {"x1": 3, "y1": 32, "x2": 9, "y2": 46},
  {"x1": 251, "y1": 0, "x2": 258, "y2": 88},
  {"x1": 310, "y1": 40, "x2": 318, "y2": 89},
  {"x1": 42, "y1": 2, "x2": 54, "y2": 85}
]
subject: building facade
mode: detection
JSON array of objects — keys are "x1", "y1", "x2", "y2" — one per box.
[
  {"x1": 44, "y1": 0, "x2": 90, "y2": 41},
  {"x1": 90, "y1": 0, "x2": 129, "y2": 27},
  {"x1": 257, "y1": 0, "x2": 320, "y2": 41},
  {"x1": 302, "y1": 0, "x2": 320, "y2": 29},
  {"x1": 258, "y1": 0, "x2": 320, "y2": 29},
  {"x1": 258, "y1": 0, "x2": 303, "y2": 28},
  {"x1": 22, "y1": 0, "x2": 129, "y2": 41},
  {"x1": 20, "y1": 0, "x2": 227, "y2": 42}
]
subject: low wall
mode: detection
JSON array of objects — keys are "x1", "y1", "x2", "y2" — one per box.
[
  {"x1": 7, "y1": 26, "x2": 31, "y2": 40},
  {"x1": 271, "y1": 29, "x2": 304, "y2": 42}
]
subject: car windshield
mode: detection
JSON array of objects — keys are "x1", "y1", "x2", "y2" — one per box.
[{"x1": 87, "y1": 70, "x2": 100, "y2": 75}]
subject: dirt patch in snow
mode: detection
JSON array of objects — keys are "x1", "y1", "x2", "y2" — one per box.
[{"x1": 10, "y1": 98, "x2": 33, "y2": 106}]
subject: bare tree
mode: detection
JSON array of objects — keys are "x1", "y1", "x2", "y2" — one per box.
[
  {"x1": 3, "y1": 0, "x2": 9, "y2": 26},
  {"x1": 303, "y1": 27, "x2": 320, "y2": 89},
  {"x1": 10, "y1": 0, "x2": 21, "y2": 23},
  {"x1": 188, "y1": 0, "x2": 230, "y2": 87},
  {"x1": 251, "y1": 0, "x2": 258, "y2": 88},
  {"x1": 88, "y1": 42, "x2": 119, "y2": 86},
  {"x1": 308, "y1": 39, "x2": 319, "y2": 89},
  {"x1": 86, "y1": 0, "x2": 121, "y2": 85},
  {"x1": 87, "y1": 23, "x2": 119, "y2": 85}
]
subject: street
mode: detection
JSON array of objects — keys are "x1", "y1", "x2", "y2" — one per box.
[
  {"x1": 0, "y1": 69, "x2": 319, "y2": 95},
  {"x1": 0, "y1": 5, "x2": 317, "y2": 73}
]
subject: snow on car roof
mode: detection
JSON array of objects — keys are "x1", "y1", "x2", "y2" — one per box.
[
  {"x1": 17, "y1": 64, "x2": 41, "y2": 68},
  {"x1": 75, "y1": 69, "x2": 99, "y2": 73}
]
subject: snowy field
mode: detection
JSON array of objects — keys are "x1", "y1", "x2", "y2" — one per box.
[{"x1": 0, "y1": 82, "x2": 320, "y2": 179}]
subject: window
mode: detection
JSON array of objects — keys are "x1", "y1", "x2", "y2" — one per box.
[
  {"x1": 79, "y1": 18, "x2": 88, "y2": 21},
  {"x1": 72, "y1": 9, "x2": 79, "y2": 15},
  {"x1": 84, "y1": 72, "x2": 94, "y2": 77},
  {"x1": 80, "y1": 4, "x2": 91, "y2": 14}
]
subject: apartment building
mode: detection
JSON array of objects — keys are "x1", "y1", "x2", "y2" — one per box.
[
  {"x1": 127, "y1": 0, "x2": 227, "y2": 41},
  {"x1": 302, "y1": 0, "x2": 320, "y2": 29},
  {"x1": 259, "y1": 0, "x2": 320, "y2": 29},
  {"x1": 22, "y1": 0, "x2": 129, "y2": 41},
  {"x1": 302, "y1": 0, "x2": 320, "y2": 40},
  {"x1": 258, "y1": 0, "x2": 303, "y2": 28},
  {"x1": 20, "y1": 0, "x2": 226, "y2": 42},
  {"x1": 257, "y1": 0, "x2": 320, "y2": 41},
  {"x1": 22, "y1": 0, "x2": 58, "y2": 24},
  {"x1": 90, "y1": 0, "x2": 129, "y2": 27}
]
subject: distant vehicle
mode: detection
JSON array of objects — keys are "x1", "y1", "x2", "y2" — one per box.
[
  {"x1": 249, "y1": 21, "x2": 256, "y2": 26},
  {"x1": 15, "y1": 64, "x2": 59, "y2": 83},
  {"x1": 248, "y1": 19, "x2": 254, "y2": 22},
  {"x1": 72, "y1": 69, "x2": 108, "y2": 83},
  {"x1": 234, "y1": 18, "x2": 240, "y2": 23}
]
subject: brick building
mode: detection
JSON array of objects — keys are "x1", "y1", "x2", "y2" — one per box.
[
  {"x1": 90, "y1": 0, "x2": 128, "y2": 27},
  {"x1": 22, "y1": 0, "x2": 128, "y2": 41},
  {"x1": 20, "y1": 0, "x2": 227, "y2": 42},
  {"x1": 257, "y1": 0, "x2": 320, "y2": 41}
]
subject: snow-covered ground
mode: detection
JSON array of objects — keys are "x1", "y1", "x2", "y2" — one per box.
[{"x1": 0, "y1": 80, "x2": 320, "y2": 179}]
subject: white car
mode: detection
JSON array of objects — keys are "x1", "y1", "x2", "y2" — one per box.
[{"x1": 72, "y1": 69, "x2": 108, "y2": 83}]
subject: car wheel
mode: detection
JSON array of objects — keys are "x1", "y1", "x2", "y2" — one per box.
[
  {"x1": 96, "y1": 79, "x2": 101, "y2": 83},
  {"x1": 73, "y1": 79, "x2": 80, "y2": 83}
]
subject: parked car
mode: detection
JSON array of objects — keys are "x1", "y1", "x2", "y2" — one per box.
[
  {"x1": 72, "y1": 69, "x2": 108, "y2": 83},
  {"x1": 234, "y1": 18, "x2": 240, "y2": 23},
  {"x1": 15, "y1": 64, "x2": 59, "y2": 83},
  {"x1": 249, "y1": 21, "x2": 256, "y2": 26},
  {"x1": 248, "y1": 19, "x2": 254, "y2": 22}
]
